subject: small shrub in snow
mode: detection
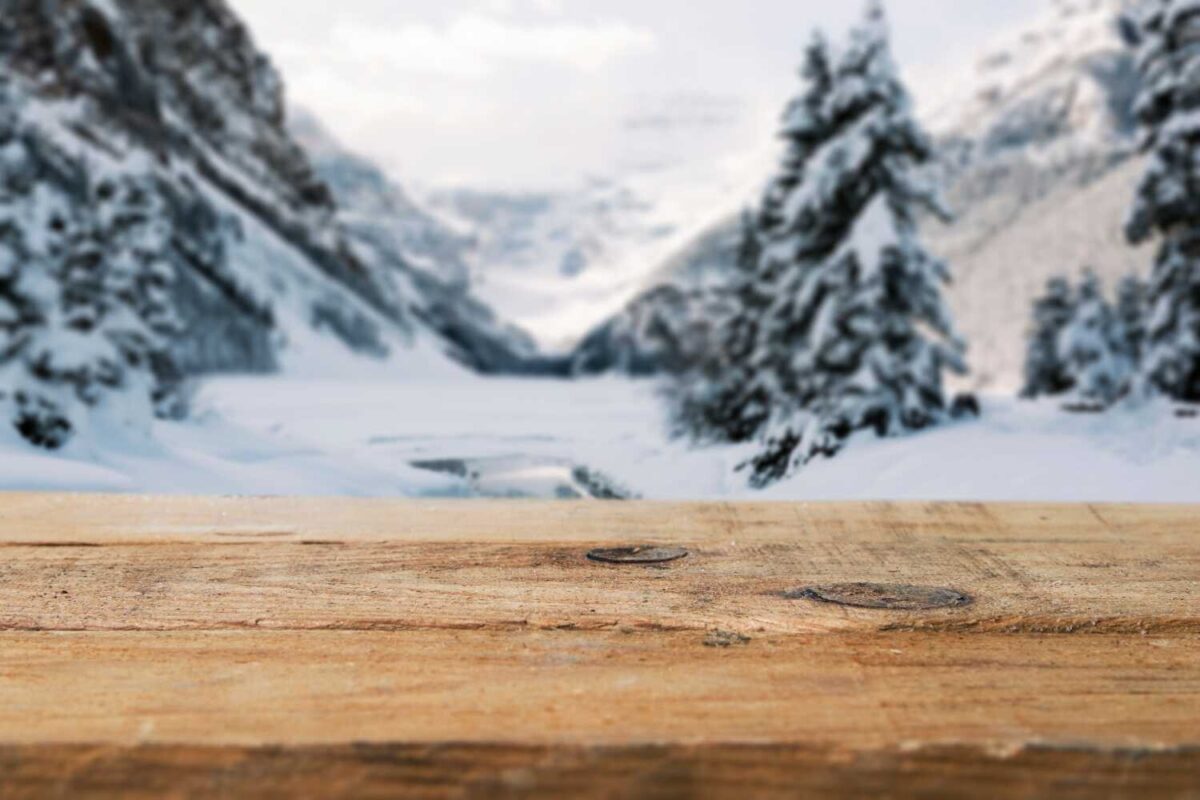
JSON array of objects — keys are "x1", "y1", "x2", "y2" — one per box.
[
  {"x1": 1116, "y1": 274, "x2": 1148, "y2": 366},
  {"x1": 1057, "y1": 271, "x2": 1134, "y2": 409},
  {"x1": 1021, "y1": 272, "x2": 1147, "y2": 410},
  {"x1": 1021, "y1": 277, "x2": 1077, "y2": 399}
]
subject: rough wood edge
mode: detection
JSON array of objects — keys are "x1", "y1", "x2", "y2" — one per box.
[{"x1": 2, "y1": 743, "x2": 1198, "y2": 799}]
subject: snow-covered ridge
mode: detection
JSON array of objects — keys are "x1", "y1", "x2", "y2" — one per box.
[
  {"x1": 928, "y1": 0, "x2": 1138, "y2": 159},
  {"x1": 290, "y1": 110, "x2": 474, "y2": 290}
]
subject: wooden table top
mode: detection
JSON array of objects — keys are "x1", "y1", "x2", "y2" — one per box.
[{"x1": 0, "y1": 495, "x2": 1197, "y2": 798}]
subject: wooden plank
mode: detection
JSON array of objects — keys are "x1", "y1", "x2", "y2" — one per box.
[
  {"x1": 1, "y1": 631, "x2": 1199, "y2": 797},
  {"x1": 1, "y1": 631, "x2": 1198, "y2": 747},
  {"x1": 0, "y1": 499, "x2": 1196, "y2": 634},
  {"x1": 2, "y1": 537, "x2": 1198, "y2": 634},
  {"x1": 5, "y1": 743, "x2": 1199, "y2": 800},
  {"x1": 1, "y1": 496, "x2": 1198, "y2": 797}
]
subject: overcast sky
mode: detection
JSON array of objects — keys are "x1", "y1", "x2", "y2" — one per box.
[{"x1": 230, "y1": 0, "x2": 1044, "y2": 191}]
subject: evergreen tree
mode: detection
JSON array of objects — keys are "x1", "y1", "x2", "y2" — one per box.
[
  {"x1": 1057, "y1": 271, "x2": 1133, "y2": 408},
  {"x1": 0, "y1": 105, "x2": 184, "y2": 447},
  {"x1": 745, "y1": 1, "x2": 966, "y2": 487},
  {"x1": 0, "y1": 113, "x2": 79, "y2": 448},
  {"x1": 671, "y1": 210, "x2": 773, "y2": 442},
  {"x1": 672, "y1": 31, "x2": 840, "y2": 445},
  {"x1": 92, "y1": 175, "x2": 186, "y2": 418},
  {"x1": 1021, "y1": 276, "x2": 1077, "y2": 398},
  {"x1": 1123, "y1": 0, "x2": 1200, "y2": 401},
  {"x1": 757, "y1": 32, "x2": 835, "y2": 234}
]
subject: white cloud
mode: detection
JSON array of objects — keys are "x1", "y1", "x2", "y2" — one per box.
[
  {"x1": 481, "y1": 0, "x2": 567, "y2": 18},
  {"x1": 327, "y1": 13, "x2": 656, "y2": 79}
]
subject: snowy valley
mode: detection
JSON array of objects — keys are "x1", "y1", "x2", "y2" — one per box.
[{"x1": 0, "y1": 0, "x2": 1196, "y2": 502}]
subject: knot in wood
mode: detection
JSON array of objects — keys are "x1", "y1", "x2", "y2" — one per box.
[
  {"x1": 586, "y1": 546, "x2": 689, "y2": 565},
  {"x1": 789, "y1": 583, "x2": 972, "y2": 611}
]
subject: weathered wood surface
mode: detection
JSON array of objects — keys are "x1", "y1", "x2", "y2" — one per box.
[{"x1": 0, "y1": 494, "x2": 1198, "y2": 798}]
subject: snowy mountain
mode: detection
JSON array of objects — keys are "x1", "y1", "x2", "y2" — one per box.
[
  {"x1": 926, "y1": 0, "x2": 1149, "y2": 391},
  {"x1": 289, "y1": 112, "x2": 549, "y2": 375},
  {"x1": 573, "y1": 0, "x2": 1152, "y2": 391},
  {"x1": 927, "y1": 0, "x2": 1139, "y2": 156},
  {"x1": 427, "y1": 181, "x2": 677, "y2": 349},
  {"x1": 0, "y1": 0, "x2": 543, "y2": 385},
  {"x1": 0, "y1": 0, "x2": 413, "y2": 374},
  {"x1": 290, "y1": 112, "x2": 475, "y2": 292},
  {"x1": 423, "y1": 93, "x2": 771, "y2": 350}
]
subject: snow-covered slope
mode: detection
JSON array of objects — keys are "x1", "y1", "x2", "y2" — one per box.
[
  {"x1": 290, "y1": 111, "x2": 474, "y2": 290},
  {"x1": 573, "y1": 0, "x2": 1150, "y2": 391},
  {"x1": 3, "y1": 371, "x2": 1196, "y2": 502},
  {"x1": 927, "y1": 0, "x2": 1138, "y2": 156},
  {"x1": 926, "y1": 0, "x2": 1149, "y2": 390}
]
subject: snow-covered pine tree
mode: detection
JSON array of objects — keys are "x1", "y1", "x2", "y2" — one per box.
[
  {"x1": 1123, "y1": 0, "x2": 1200, "y2": 401},
  {"x1": 757, "y1": 31, "x2": 835, "y2": 235},
  {"x1": 1057, "y1": 270, "x2": 1134, "y2": 409},
  {"x1": 0, "y1": 99, "x2": 80, "y2": 448},
  {"x1": 671, "y1": 210, "x2": 773, "y2": 441},
  {"x1": 1021, "y1": 276, "x2": 1077, "y2": 399},
  {"x1": 91, "y1": 175, "x2": 187, "y2": 418},
  {"x1": 671, "y1": 31, "x2": 838, "y2": 445},
  {"x1": 746, "y1": 1, "x2": 966, "y2": 487},
  {"x1": 0, "y1": 101, "x2": 184, "y2": 447}
]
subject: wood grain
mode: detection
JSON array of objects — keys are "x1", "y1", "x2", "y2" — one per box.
[
  {"x1": 0, "y1": 498, "x2": 1196, "y2": 635},
  {"x1": 0, "y1": 495, "x2": 1193, "y2": 546},
  {"x1": 3, "y1": 630, "x2": 1199, "y2": 747},
  {"x1": 1, "y1": 495, "x2": 1198, "y2": 797}
]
